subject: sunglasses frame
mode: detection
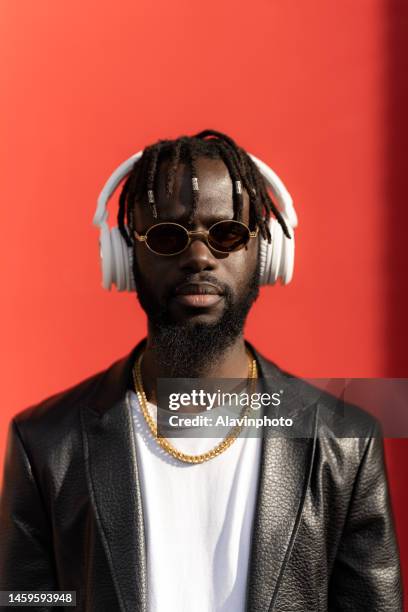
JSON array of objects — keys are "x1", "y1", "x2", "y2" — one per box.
[{"x1": 133, "y1": 220, "x2": 259, "y2": 256}]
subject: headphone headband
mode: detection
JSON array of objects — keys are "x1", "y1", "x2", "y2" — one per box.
[{"x1": 93, "y1": 150, "x2": 298, "y2": 230}]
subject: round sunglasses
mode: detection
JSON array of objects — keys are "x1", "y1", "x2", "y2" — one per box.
[{"x1": 133, "y1": 220, "x2": 259, "y2": 256}]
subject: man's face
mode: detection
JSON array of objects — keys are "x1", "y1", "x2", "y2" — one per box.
[{"x1": 132, "y1": 156, "x2": 259, "y2": 325}]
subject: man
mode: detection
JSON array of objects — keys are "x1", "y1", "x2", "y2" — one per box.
[{"x1": 0, "y1": 130, "x2": 403, "y2": 611}]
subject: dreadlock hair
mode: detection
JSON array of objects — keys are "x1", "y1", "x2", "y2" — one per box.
[{"x1": 117, "y1": 129, "x2": 291, "y2": 248}]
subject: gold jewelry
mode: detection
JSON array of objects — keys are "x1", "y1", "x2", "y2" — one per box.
[{"x1": 132, "y1": 348, "x2": 258, "y2": 464}]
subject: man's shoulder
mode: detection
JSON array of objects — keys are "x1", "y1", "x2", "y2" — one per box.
[
  {"x1": 14, "y1": 369, "x2": 101, "y2": 425},
  {"x1": 10, "y1": 368, "x2": 103, "y2": 453},
  {"x1": 12, "y1": 348, "x2": 135, "y2": 445}
]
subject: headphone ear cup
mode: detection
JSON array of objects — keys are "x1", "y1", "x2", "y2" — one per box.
[
  {"x1": 99, "y1": 222, "x2": 114, "y2": 290},
  {"x1": 258, "y1": 217, "x2": 295, "y2": 286}
]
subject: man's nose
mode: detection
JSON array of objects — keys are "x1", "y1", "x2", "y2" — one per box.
[{"x1": 178, "y1": 235, "x2": 218, "y2": 273}]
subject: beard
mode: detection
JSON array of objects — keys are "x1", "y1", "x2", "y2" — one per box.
[{"x1": 132, "y1": 257, "x2": 260, "y2": 377}]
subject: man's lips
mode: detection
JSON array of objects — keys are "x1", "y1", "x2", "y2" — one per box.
[
  {"x1": 173, "y1": 294, "x2": 224, "y2": 307},
  {"x1": 171, "y1": 283, "x2": 224, "y2": 308}
]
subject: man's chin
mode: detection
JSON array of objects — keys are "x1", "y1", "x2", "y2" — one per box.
[
  {"x1": 144, "y1": 289, "x2": 258, "y2": 376},
  {"x1": 148, "y1": 311, "x2": 238, "y2": 377}
]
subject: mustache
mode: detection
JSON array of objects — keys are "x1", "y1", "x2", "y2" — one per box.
[{"x1": 167, "y1": 273, "x2": 232, "y2": 298}]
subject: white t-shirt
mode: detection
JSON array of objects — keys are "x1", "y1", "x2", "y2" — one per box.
[{"x1": 127, "y1": 390, "x2": 262, "y2": 612}]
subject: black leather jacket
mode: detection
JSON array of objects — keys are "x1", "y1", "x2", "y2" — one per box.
[{"x1": 0, "y1": 340, "x2": 403, "y2": 611}]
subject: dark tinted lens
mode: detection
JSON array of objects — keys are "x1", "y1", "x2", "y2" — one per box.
[
  {"x1": 146, "y1": 223, "x2": 188, "y2": 255},
  {"x1": 208, "y1": 221, "x2": 250, "y2": 252}
]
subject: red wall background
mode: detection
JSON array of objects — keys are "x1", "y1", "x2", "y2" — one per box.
[{"x1": 1, "y1": 0, "x2": 407, "y2": 603}]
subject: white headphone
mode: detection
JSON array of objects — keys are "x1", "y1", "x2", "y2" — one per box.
[{"x1": 93, "y1": 150, "x2": 298, "y2": 291}]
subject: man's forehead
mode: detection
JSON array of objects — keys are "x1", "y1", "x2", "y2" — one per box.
[{"x1": 133, "y1": 156, "x2": 250, "y2": 226}]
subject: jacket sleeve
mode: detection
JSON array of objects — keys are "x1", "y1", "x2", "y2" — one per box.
[
  {"x1": 0, "y1": 418, "x2": 58, "y2": 600},
  {"x1": 328, "y1": 419, "x2": 403, "y2": 611}
]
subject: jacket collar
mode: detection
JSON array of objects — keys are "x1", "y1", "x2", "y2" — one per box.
[{"x1": 87, "y1": 339, "x2": 146, "y2": 416}]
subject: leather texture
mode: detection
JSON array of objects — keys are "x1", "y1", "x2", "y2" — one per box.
[{"x1": 0, "y1": 338, "x2": 403, "y2": 612}]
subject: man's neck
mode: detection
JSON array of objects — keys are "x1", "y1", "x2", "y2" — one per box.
[{"x1": 140, "y1": 335, "x2": 250, "y2": 405}]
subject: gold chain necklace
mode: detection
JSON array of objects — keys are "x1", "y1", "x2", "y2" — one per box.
[{"x1": 132, "y1": 348, "x2": 258, "y2": 464}]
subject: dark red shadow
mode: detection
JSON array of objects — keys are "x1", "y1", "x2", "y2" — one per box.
[{"x1": 385, "y1": 2, "x2": 408, "y2": 609}]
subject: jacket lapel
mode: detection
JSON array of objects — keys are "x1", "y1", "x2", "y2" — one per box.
[
  {"x1": 246, "y1": 345, "x2": 319, "y2": 612},
  {"x1": 81, "y1": 339, "x2": 148, "y2": 612}
]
